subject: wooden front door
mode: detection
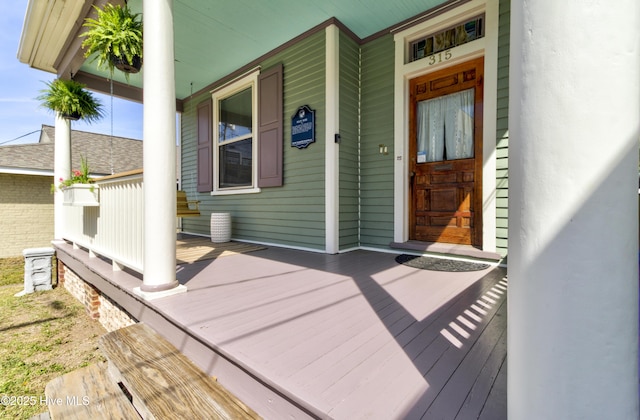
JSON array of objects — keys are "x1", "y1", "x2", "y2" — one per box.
[{"x1": 409, "y1": 57, "x2": 484, "y2": 246}]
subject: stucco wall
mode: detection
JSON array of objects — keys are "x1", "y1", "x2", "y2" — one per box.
[{"x1": 0, "y1": 173, "x2": 54, "y2": 258}]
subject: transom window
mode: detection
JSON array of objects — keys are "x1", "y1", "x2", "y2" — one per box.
[{"x1": 410, "y1": 15, "x2": 484, "y2": 62}]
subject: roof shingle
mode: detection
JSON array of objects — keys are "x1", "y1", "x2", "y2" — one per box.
[{"x1": 0, "y1": 125, "x2": 142, "y2": 175}]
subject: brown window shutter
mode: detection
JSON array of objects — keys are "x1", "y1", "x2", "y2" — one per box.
[
  {"x1": 196, "y1": 98, "x2": 213, "y2": 192},
  {"x1": 258, "y1": 64, "x2": 283, "y2": 187}
]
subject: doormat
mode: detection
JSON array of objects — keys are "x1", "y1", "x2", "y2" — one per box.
[{"x1": 395, "y1": 254, "x2": 490, "y2": 272}]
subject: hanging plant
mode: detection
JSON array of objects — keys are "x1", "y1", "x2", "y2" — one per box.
[
  {"x1": 80, "y1": 4, "x2": 143, "y2": 78},
  {"x1": 36, "y1": 79, "x2": 104, "y2": 123}
]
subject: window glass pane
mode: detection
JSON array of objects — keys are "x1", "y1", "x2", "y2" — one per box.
[
  {"x1": 416, "y1": 88, "x2": 474, "y2": 163},
  {"x1": 219, "y1": 88, "x2": 252, "y2": 142},
  {"x1": 410, "y1": 15, "x2": 484, "y2": 62},
  {"x1": 219, "y1": 138, "x2": 252, "y2": 188}
]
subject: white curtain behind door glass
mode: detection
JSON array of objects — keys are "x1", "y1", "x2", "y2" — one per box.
[{"x1": 417, "y1": 88, "x2": 474, "y2": 162}]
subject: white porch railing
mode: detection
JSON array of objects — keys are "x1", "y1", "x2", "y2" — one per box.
[{"x1": 62, "y1": 170, "x2": 144, "y2": 273}]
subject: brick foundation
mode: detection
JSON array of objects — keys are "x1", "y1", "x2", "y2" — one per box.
[
  {"x1": 98, "y1": 293, "x2": 136, "y2": 332},
  {"x1": 59, "y1": 261, "x2": 137, "y2": 331},
  {"x1": 57, "y1": 259, "x2": 65, "y2": 285}
]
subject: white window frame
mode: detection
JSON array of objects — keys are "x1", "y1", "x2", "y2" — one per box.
[{"x1": 211, "y1": 69, "x2": 260, "y2": 195}]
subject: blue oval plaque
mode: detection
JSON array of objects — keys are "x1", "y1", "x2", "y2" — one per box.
[{"x1": 291, "y1": 105, "x2": 315, "y2": 149}]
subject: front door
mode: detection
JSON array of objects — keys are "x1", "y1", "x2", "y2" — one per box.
[{"x1": 409, "y1": 57, "x2": 484, "y2": 246}]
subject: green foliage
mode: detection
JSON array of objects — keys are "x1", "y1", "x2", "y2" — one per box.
[
  {"x1": 57, "y1": 156, "x2": 92, "y2": 190},
  {"x1": 81, "y1": 4, "x2": 143, "y2": 77},
  {"x1": 36, "y1": 79, "x2": 104, "y2": 123},
  {"x1": 0, "y1": 257, "x2": 23, "y2": 287},
  {"x1": 0, "y1": 266, "x2": 106, "y2": 419}
]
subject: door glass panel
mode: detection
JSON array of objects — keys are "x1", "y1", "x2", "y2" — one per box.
[{"x1": 416, "y1": 88, "x2": 474, "y2": 163}]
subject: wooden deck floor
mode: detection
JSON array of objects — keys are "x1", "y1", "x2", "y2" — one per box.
[{"x1": 56, "y1": 240, "x2": 507, "y2": 419}]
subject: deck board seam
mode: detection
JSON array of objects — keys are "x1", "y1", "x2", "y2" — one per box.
[
  {"x1": 421, "y1": 297, "x2": 508, "y2": 419},
  {"x1": 404, "y1": 280, "x2": 506, "y2": 418}
]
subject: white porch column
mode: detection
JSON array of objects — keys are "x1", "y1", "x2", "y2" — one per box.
[
  {"x1": 508, "y1": 2, "x2": 639, "y2": 419},
  {"x1": 325, "y1": 24, "x2": 339, "y2": 254},
  {"x1": 136, "y1": 0, "x2": 185, "y2": 298},
  {"x1": 53, "y1": 113, "x2": 71, "y2": 240}
]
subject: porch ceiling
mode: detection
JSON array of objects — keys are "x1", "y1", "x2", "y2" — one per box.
[
  {"x1": 167, "y1": 0, "x2": 451, "y2": 99},
  {"x1": 20, "y1": 0, "x2": 455, "y2": 101}
]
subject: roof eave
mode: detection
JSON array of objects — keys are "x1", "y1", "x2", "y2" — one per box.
[
  {"x1": 17, "y1": 0, "x2": 54, "y2": 72},
  {"x1": 17, "y1": 0, "x2": 117, "y2": 77},
  {"x1": 0, "y1": 167, "x2": 53, "y2": 177}
]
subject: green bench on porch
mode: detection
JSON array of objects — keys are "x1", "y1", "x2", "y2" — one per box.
[{"x1": 45, "y1": 323, "x2": 259, "y2": 419}]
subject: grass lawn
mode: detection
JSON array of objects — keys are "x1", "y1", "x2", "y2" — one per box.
[
  {"x1": 0, "y1": 257, "x2": 106, "y2": 419},
  {"x1": 0, "y1": 257, "x2": 24, "y2": 287}
]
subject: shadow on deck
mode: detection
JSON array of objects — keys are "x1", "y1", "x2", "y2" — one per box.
[{"x1": 54, "y1": 238, "x2": 507, "y2": 420}]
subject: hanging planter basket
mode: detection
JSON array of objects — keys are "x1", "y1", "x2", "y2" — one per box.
[
  {"x1": 81, "y1": 4, "x2": 143, "y2": 79},
  {"x1": 62, "y1": 184, "x2": 100, "y2": 206},
  {"x1": 61, "y1": 111, "x2": 81, "y2": 121},
  {"x1": 36, "y1": 79, "x2": 103, "y2": 124},
  {"x1": 111, "y1": 54, "x2": 142, "y2": 74}
]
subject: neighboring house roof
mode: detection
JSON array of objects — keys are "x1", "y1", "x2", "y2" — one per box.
[{"x1": 0, "y1": 125, "x2": 142, "y2": 176}]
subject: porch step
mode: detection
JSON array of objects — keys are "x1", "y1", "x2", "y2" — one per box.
[
  {"x1": 44, "y1": 323, "x2": 260, "y2": 419},
  {"x1": 390, "y1": 240, "x2": 503, "y2": 261},
  {"x1": 45, "y1": 363, "x2": 140, "y2": 419}
]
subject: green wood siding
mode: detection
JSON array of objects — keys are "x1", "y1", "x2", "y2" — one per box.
[
  {"x1": 359, "y1": 35, "x2": 395, "y2": 249},
  {"x1": 339, "y1": 32, "x2": 360, "y2": 250},
  {"x1": 179, "y1": 8, "x2": 511, "y2": 255},
  {"x1": 496, "y1": 0, "x2": 510, "y2": 256},
  {"x1": 180, "y1": 31, "x2": 327, "y2": 250}
]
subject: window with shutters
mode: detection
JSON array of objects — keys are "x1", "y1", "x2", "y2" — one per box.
[{"x1": 200, "y1": 66, "x2": 282, "y2": 194}]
